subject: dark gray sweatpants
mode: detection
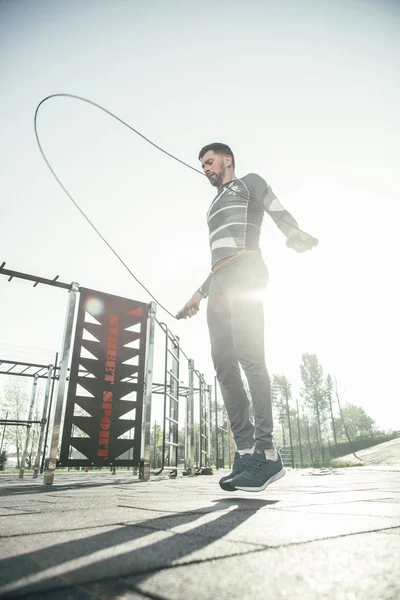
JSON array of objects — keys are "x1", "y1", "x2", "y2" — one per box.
[{"x1": 207, "y1": 252, "x2": 274, "y2": 451}]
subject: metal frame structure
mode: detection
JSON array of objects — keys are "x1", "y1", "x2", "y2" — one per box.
[
  {"x1": 0, "y1": 359, "x2": 58, "y2": 476},
  {"x1": 196, "y1": 370, "x2": 212, "y2": 468},
  {"x1": 0, "y1": 262, "x2": 214, "y2": 483},
  {"x1": 153, "y1": 323, "x2": 180, "y2": 476},
  {"x1": 213, "y1": 375, "x2": 230, "y2": 469}
]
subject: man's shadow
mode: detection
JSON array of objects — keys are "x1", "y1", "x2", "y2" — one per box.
[{"x1": 0, "y1": 496, "x2": 279, "y2": 599}]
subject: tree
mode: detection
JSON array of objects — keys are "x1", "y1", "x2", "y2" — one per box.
[
  {"x1": 325, "y1": 374, "x2": 338, "y2": 447},
  {"x1": 1, "y1": 379, "x2": 30, "y2": 468},
  {"x1": 300, "y1": 354, "x2": 329, "y2": 459},
  {"x1": 0, "y1": 450, "x2": 7, "y2": 471},
  {"x1": 336, "y1": 404, "x2": 377, "y2": 439},
  {"x1": 272, "y1": 375, "x2": 294, "y2": 452},
  {"x1": 151, "y1": 422, "x2": 163, "y2": 467}
]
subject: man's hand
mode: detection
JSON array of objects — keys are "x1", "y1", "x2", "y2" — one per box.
[
  {"x1": 286, "y1": 229, "x2": 318, "y2": 253},
  {"x1": 176, "y1": 291, "x2": 204, "y2": 320}
]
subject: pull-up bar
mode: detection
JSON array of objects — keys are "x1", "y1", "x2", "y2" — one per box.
[{"x1": 0, "y1": 261, "x2": 75, "y2": 291}]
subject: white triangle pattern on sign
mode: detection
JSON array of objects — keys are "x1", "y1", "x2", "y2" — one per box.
[
  {"x1": 80, "y1": 346, "x2": 99, "y2": 360},
  {"x1": 125, "y1": 322, "x2": 141, "y2": 333},
  {"x1": 71, "y1": 425, "x2": 90, "y2": 438},
  {"x1": 76, "y1": 383, "x2": 95, "y2": 398},
  {"x1": 73, "y1": 405, "x2": 92, "y2": 418},
  {"x1": 124, "y1": 338, "x2": 140, "y2": 349},
  {"x1": 82, "y1": 328, "x2": 101, "y2": 342},
  {"x1": 84, "y1": 312, "x2": 102, "y2": 325}
]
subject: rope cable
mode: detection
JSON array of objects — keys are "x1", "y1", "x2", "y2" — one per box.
[{"x1": 34, "y1": 93, "x2": 315, "y2": 319}]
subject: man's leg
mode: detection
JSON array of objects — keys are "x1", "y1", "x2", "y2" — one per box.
[
  {"x1": 227, "y1": 261, "x2": 273, "y2": 450},
  {"x1": 207, "y1": 282, "x2": 255, "y2": 451},
  {"x1": 226, "y1": 258, "x2": 286, "y2": 491}
]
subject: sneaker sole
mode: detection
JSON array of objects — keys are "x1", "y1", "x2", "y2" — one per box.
[
  {"x1": 219, "y1": 478, "x2": 238, "y2": 492},
  {"x1": 233, "y1": 467, "x2": 286, "y2": 492}
]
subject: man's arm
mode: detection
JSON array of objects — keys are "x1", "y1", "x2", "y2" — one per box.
[
  {"x1": 246, "y1": 173, "x2": 299, "y2": 236},
  {"x1": 246, "y1": 173, "x2": 318, "y2": 252},
  {"x1": 197, "y1": 272, "x2": 213, "y2": 299},
  {"x1": 176, "y1": 272, "x2": 212, "y2": 319}
]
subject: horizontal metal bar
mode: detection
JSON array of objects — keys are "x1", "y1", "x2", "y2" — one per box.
[
  {"x1": 0, "y1": 265, "x2": 74, "y2": 290},
  {"x1": 168, "y1": 370, "x2": 180, "y2": 382},
  {"x1": 0, "y1": 419, "x2": 45, "y2": 426},
  {"x1": 164, "y1": 440, "x2": 179, "y2": 448},
  {"x1": 0, "y1": 359, "x2": 55, "y2": 370},
  {"x1": 166, "y1": 393, "x2": 179, "y2": 403},
  {"x1": 167, "y1": 348, "x2": 180, "y2": 362},
  {"x1": 165, "y1": 416, "x2": 179, "y2": 425}
]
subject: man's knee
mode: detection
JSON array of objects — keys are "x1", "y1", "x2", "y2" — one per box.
[{"x1": 237, "y1": 352, "x2": 269, "y2": 377}]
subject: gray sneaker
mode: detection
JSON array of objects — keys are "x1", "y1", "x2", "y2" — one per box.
[
  {"x1": 219, "y1": 452, "x2": 252, "y2": 491},
  {"x1": 231, "y1": 448, "x2": 285, "y2": 492}
]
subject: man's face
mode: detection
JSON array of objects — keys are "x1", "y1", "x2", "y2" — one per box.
[{"x1": 201, "y1": 151, "x2": 229, "y2": 187}]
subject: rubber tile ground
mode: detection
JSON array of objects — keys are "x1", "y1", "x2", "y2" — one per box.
[{"x1": 0, "y1": 467, "x2": 399, "y2": 599}]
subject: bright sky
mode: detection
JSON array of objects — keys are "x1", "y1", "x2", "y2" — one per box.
[{"x1": 0, "y1": 0, "x2": 399, "y2": 432}]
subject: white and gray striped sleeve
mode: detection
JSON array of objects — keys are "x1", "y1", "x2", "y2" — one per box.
[{"x1": 245, "y1": 173, "x2": 299, "y2": 238}]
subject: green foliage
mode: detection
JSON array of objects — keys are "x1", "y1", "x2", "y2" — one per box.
[
  {"x1": 150, "y1": 422, "x2": 163, "y2": 468},
  {"x1": 1, "y1": 379, "x2": 30, "y2": 468},
  {"x1": 0, "y1": 450, "x2": 7, "y2": 470},
  {"x1": 272, "y1": 374, "x2": 291, "y2": 414},
  {"x1": 300, "y1": 353, "x2": 329, "y2": 446},
  {"x1": 300, "y1": 354, "x2": 327, "y2": 414},
  {"x1": 335, "y1": 404, "x2": 377, "y2": 439}
]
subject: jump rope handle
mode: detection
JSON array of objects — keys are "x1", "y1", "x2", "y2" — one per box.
[{"x1": 176, "y1": 302, "x2": 200, "y2": 320}]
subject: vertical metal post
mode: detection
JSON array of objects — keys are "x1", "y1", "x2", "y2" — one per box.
[
  {"x1": 19, "y1": 375, "x2": 39, "y2": 479},
  {"x1": 198, "y1": 373, "x2": 204, "y2": 467},
  {"x1": 214, "y1": 378, "x2": 219, "y2": 469},
  {"x1": 140, "y1": 301, "x2": 156, "y2": 481},
  {"x1": 33, "y1": 365, "x2": 54, "y2": 478},
  {"x1": 185, "y1": 359, "x2": 195, "y2": 473},
  {"x1": 296, "y1": 397, "x2": 303, "y2": 467},
  {"x1": 169, "y1": 337, "x2": 180, "y2": 468},
  {"x1": 227, "y1": 419, "x2": 232, "y2": 469},
  {"x1": 153, "y1": 421, "x2": 157, "y2": 467},
  {"x1": 305, "y1": 412, "x2": 314, "y2": 467},
  {"x1": 285, "y1": 387, "x2": 295, "y2": 468},
  {"x1": 0, "y1": 411, "x2": 8, "y2": 456},
  {"x1": 160, "y1": 328, "x2": 169, "y2": 468},
  {"x1": 44, "y1": 283, "x2": 79, "y2": 485},
  {"x1": 328, "y1": 391, "x2": 338, "y2": 449},
  {"x1": 41, "y1": 352, "x2": 58, "y2": 474},
  {"x1": 207, "y1": 385, "x2": 212, "y2": 467}
]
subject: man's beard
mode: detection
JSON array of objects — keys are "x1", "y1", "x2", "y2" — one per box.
[{"x1": 208, "y1": 165, "x2": 226, "y2": 187}]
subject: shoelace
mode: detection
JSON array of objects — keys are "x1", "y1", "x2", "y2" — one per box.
[{"x1": 246, "y1": 455, "x2": 267, "y2": 473}]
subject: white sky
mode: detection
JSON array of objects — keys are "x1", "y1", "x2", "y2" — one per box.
[{"x1": 0, "y1": 0, "x2": 399, "y2": 431}]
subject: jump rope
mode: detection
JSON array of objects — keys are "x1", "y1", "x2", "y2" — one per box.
[
  {"x1": 35, "y1": 95, "x2": 361, "y2": 459},
  {"x1": 34, "y1": 93, "x2": 317, "y2": 321}
]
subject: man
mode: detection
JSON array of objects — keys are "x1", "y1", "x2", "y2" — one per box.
[{"x1": 177, "y1": 143, "x2": 317, "y2": 492}]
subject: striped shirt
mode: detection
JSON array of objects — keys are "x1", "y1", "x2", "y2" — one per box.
[{"x1": 198, "y1": 173, "x2": 298, "y2": 297}]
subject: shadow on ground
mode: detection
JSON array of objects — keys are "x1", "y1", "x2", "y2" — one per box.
[{"x1": 1, "y1": 497, "x2": 279, "y2": 599}]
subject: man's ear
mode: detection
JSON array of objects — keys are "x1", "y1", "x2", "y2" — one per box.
[{"x1": 225, "y1": 155, "x2": 233, "y2": 169}]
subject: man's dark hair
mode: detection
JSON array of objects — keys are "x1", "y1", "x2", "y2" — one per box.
[{"x1": 198, "y1": 143, "x2": 235, "y2": 169}]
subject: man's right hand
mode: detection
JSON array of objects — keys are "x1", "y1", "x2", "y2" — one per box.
[{"x1": 176, "y1": 291, "x2": 204, "y2": 320}]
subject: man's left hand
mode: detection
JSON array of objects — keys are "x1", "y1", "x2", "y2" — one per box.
[{"x1": 286, "y1": 230, "x2": 318, "y2": 253}]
